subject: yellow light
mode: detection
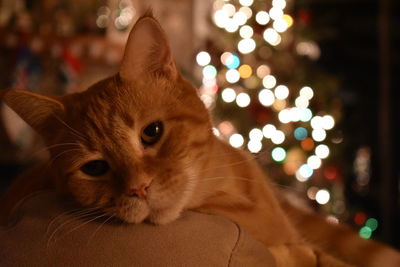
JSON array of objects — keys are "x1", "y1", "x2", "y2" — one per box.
[
  {"x1": 282, "y1": 14, "x2": 293, "y2": 27},
  {"x1": 238, "y1": 64, "x2": 252, "y2": 78},
  {"x1": 272, "y1": 99, "x2": 286, "y2": 111}
]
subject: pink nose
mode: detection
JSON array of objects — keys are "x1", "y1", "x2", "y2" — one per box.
[{"x1": 126, "y1": 183, "x2": 150, "y2": 199}]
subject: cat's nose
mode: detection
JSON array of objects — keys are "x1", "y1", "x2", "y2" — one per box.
[{"x1": 126, "y1": 183, "x2": 150, "y2": 199}]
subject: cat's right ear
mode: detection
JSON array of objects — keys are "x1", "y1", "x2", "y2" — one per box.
[
  {"x1": 1, "y1": 89, "x2": 64, "y2": 133},
  {"x1": 119, "y1": 13, "x2": 178, "y2": 82}
]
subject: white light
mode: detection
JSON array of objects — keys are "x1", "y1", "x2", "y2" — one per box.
[
  {"x1": 200, "y1": 94, "x2": 214, "y2": 109},
  {"x1": 311, "y1": 116, "x2": 324, "y2": 129},
  {"x1": 307, "y1": 155, "x2": 322, "y2": 169},
  {"x1": 296, "y1": 164, "x2": 313, "y2": 182},
  {"x1": 258, "y1": 89, "x2": 275, "y2": 106},
  {"x1": 255, "y1": 11, "x2": 270, "y2": 25},
  {"x1": 233, "y1": 11, "x2": 248, "y2": 26},
  {"x1": 212, "y1": 127, "x2": 220, "y2": 136},
  {"x1": 196, "y1": 51, "x2": 211, "y2": 66},
  {"x1": 238, "y1": 38, "x2": 256, "y2": 54},
  {"x1": 222, "y1": 4, "x2": 236, "y2": 16},
  {"x1": 214, "y1": 10, "x2": 229, "y2": 28},
  {"x1": 315, "y1": 144, "x2": 330, "y2": 159},
  {"x1": 225, "y1": 20, "x2": 239, "y2": 32},
  {"x1": 239, "y1": 0, "x2": 254, "y2": 7},
  {"x1": 295, "y1": 95, "x2": 309, "y2": 109},
  {"x1": 269, "y1": 7, "x2": 284, "y2": 20},
  {"x1": 221, "y1": 88, "x2": 236, "y2": 103},
  {"x1": 316, "y1": 189, "x2": 330, "y2": 205},
  {"x1": 239, "y1": 25, "x2": 253, "y2": 38},
  {"x1": 229, "y1": 133, "x2": 244, "y2": 148},
  {"x1": 262, "y1": 124, "x2": 276, "y2": 139},
  {"x1": 312, "y1": 128, "x2": 327, "y2": 142},
  {"x1": 300, "y1": 86, "x2": 314, "y2": 100},
  {"x1": 278, "y1": 109, "x2": 291, "y2": 123},
  {"x1": 289, "y1": 107, "x2": 301, "y2": 122},
  {"x1": 226, "y1": 69, "x2": 240, "y2": 83},
  {"x1": 273, "y1": 19, "x2": 288, "y2": 33},
  {"x1": 263, "y1": 28, "x2": 281, "y2": 46},
  {"x1": 236, "y1": 93, "x2": 251, "y2": 107},
  {"x1": 271, "y1": 130, "x2": 285, "y2": 144},
  {"x1": 274, "y1": 85, "x2": 289, "y2": 99},
  {"x1": 272, "y1": 0, "x2": 286, "y2": 9},
  {"x1": 322, "y1": 115, "x2": 335, "y2": 130},
  {"x1": 262, "y1": 75, "x2": 277, "y2": 88},
  {"x1": 248, "y1": 140, "x2": 262, "y2": 153},
  {"x1": 239, "y1": 7, "x2": 253, "y2": 19},
  {"x1": 249, "y1": 128, "x2": 263, "y2": 141}
]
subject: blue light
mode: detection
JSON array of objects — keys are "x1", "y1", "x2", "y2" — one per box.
[
  {"x1": 300, "y1": 108, "x2": 313, "y2": 122},
  {"x1": 226, "y1": 54, "x2": 240, "y2": 69},
  {"x1": 294, "y1": 127, "x2": 308, "y2": 140},
  {"x1": 299, "y1": 164, "x2": 313, "y2": 179},
  {"x1": 271, "y1": 147, "x2": 286, "y2": 162}
]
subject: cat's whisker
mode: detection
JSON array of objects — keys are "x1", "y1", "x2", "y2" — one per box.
[
  {"x1": 57, "y1": 212, "x2": 109, "y2": 240},
  {"x1": 46, "y1": 208, "x2": 102, "y2": 248},
  {"x1": 86, "y1": 213, "x2": 115, "y2": 245},
  {"x1": 52, "y1": 113, "x2": 88, "y2": 142},
  {"x1": 23, "y1": 142, "x2": 81, "y2": 161},
  {"x1": 45, "y1": 206, "x2": 103, "y2": 236}
]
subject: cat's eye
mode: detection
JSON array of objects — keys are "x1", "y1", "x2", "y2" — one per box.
[
  {"x1": 80, "y1": 160, "x2": 110, "y2": 176},
  {"x1": 141, "y1": 121, "x2": 164, "y2": 146}
]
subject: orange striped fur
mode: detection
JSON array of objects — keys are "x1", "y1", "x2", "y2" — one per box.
[{"x1": 1, "y1": 12, "x2": 399, "y2": 266}]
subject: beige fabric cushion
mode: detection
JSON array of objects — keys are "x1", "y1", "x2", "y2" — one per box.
[{"x1": 0, "y1": 191, "x2": 275, "y2": 267}]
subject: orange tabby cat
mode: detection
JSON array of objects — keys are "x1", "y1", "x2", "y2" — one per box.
[{"x1": 1, "y1": 12, "x2": 399, "y2": 267}]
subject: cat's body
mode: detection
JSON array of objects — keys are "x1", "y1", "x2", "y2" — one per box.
[{"x1": 1, "y1": 13, "x2": 399, "y2": 267}]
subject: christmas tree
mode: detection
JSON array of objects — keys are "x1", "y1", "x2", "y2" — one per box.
[{"x1": 194, "y1": 0, "x2": 377, "y2": 239}]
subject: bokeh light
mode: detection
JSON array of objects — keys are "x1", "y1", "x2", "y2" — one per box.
[
  {"x1": 236, "y1": 92, "x2": 251, "y2": 107},
  {"x1": 259, "y1": 89, "x2": 275, "y2": 106},
  {"x1": 315, "y1": 189, "x2": 330, "y2": 205},
  {"x1": 221, "y1": 88, "x2": 236, "y2": 103},
  {"x1": 272, "y1": 147, "x2": 286, "y2": 162},
  {"x1": 229, "y1": 133, "x2": 244, "y2": 148},
  {"x1": 196, "y1": 51, "x2": 211, "y2": 66}
]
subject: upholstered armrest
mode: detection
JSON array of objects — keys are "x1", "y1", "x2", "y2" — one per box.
[{"x1": 0, "y1": 191, "x2": 275, "y2": 266}]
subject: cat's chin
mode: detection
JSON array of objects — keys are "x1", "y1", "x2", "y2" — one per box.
[
  {"x1": 112, "y1": 197, "x2": 151, "y2": 224},
  {"x1": 147, "y1": 206, "x2": 183, "y2": 225}
]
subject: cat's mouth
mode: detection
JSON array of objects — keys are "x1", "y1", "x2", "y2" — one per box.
[{"x1": 111, "y1": 197, "x2": 151, "y2": 224}]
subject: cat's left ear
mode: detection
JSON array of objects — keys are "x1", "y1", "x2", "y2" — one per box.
[
  {"x1": 1, "y1": 89, "x2": 64, "y2": 133},
  {"x1": 119, "y1": 13, "x2": 178, "y2": 82}
]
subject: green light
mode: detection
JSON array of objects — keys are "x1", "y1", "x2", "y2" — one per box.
[
  {"x1": 366, "y1": 218, "x2": 378, "y2": 231},
  {"x1": 359, "y1": 226, "x2": 372, "y2": 239},
  {"x1": 271, "y1": 147, "x2": 286, "y2": 162}
]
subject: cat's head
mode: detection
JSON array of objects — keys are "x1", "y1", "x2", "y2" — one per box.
[{"x1": 2, "y1": 13, "x2": 212, "y2": 224}]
